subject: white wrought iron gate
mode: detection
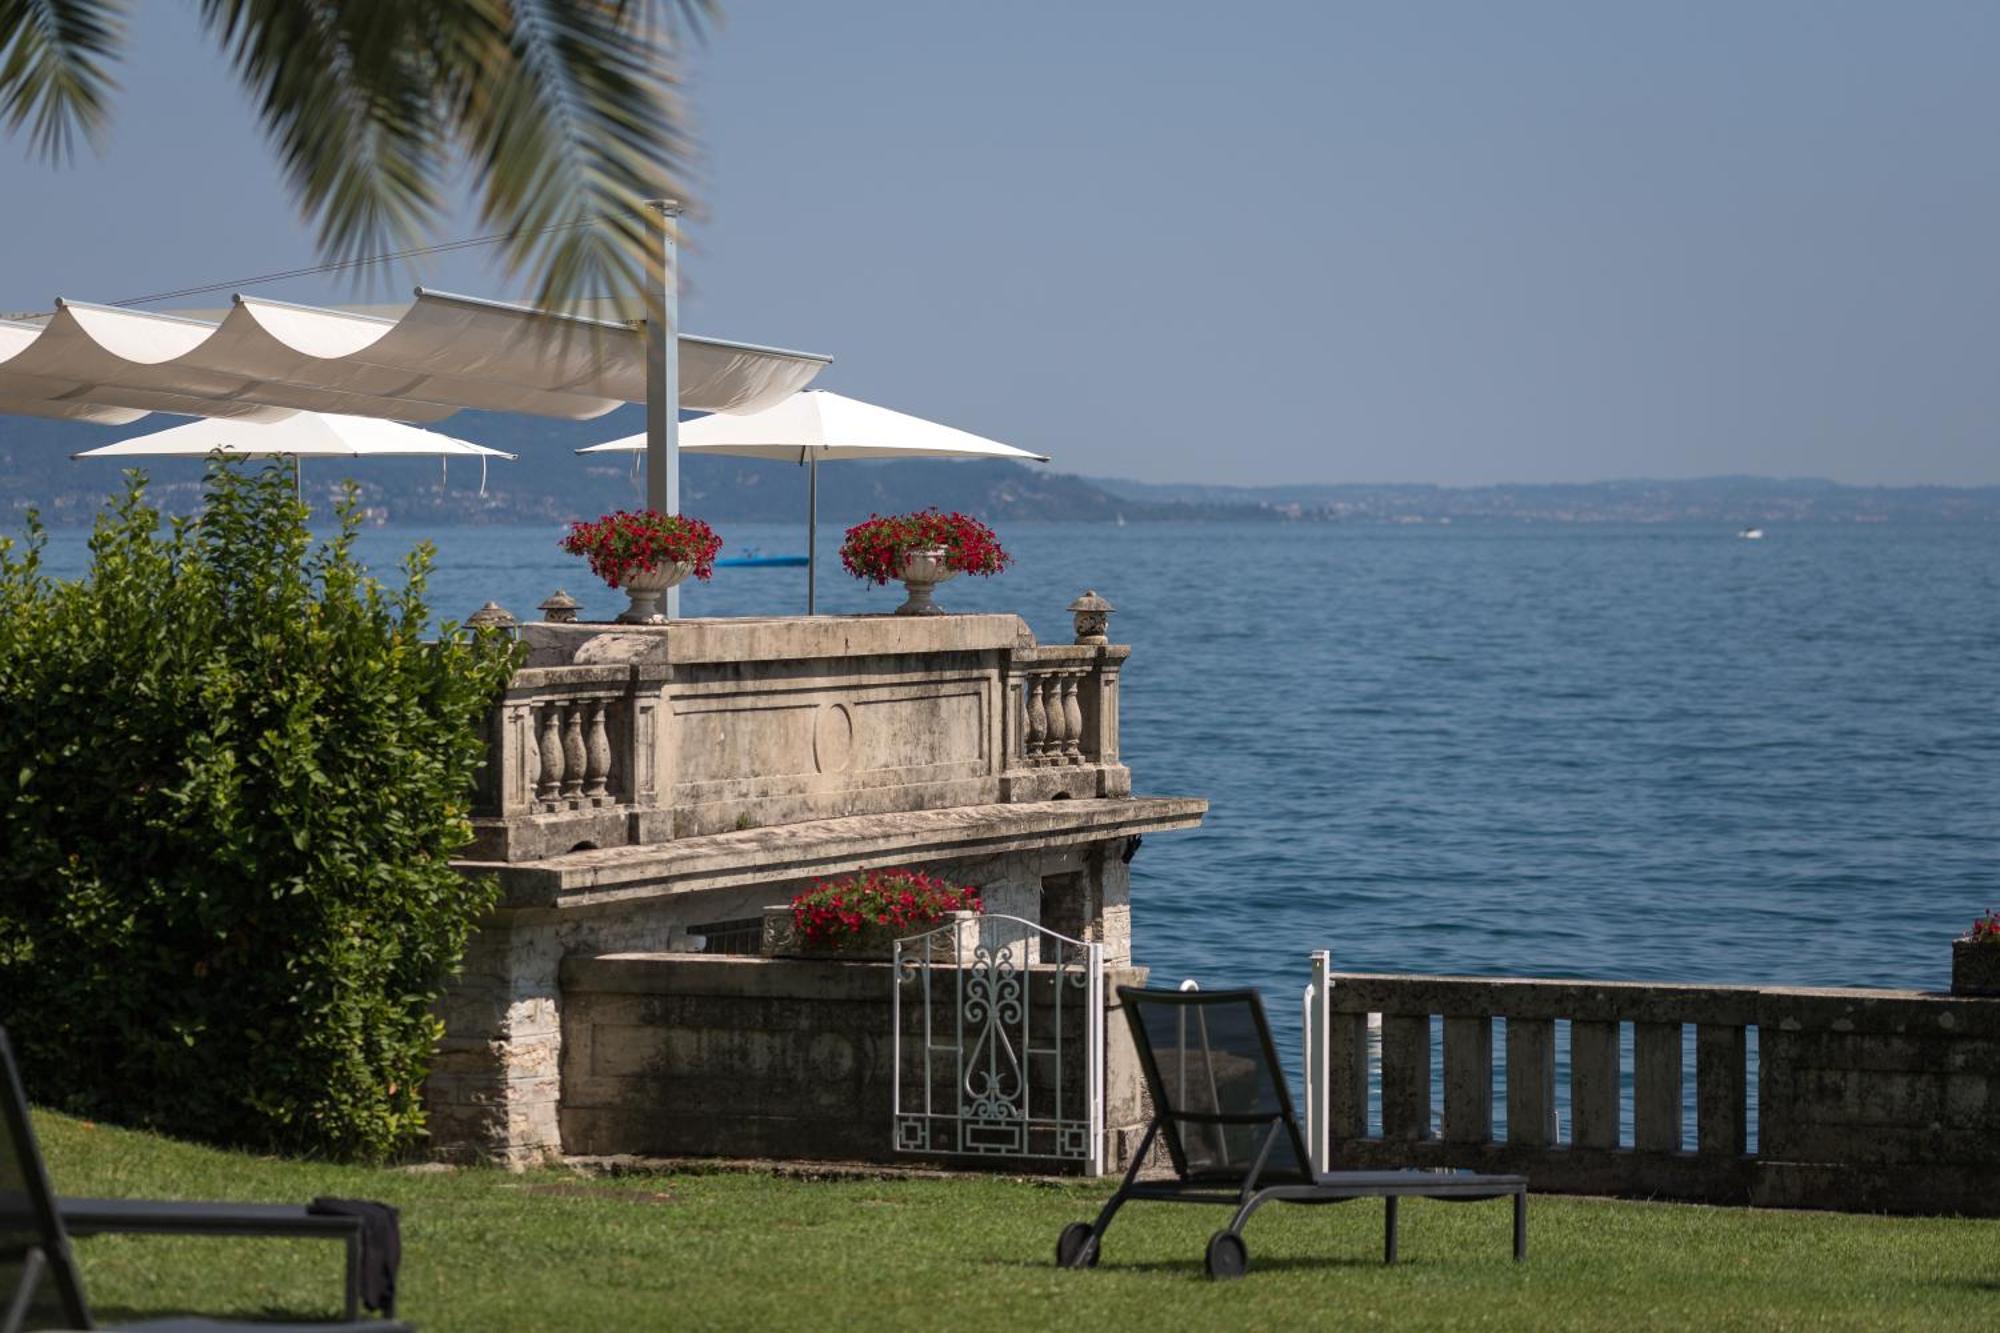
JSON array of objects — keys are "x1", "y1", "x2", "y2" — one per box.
[{"x1": 892, "y1": 913, "x2": 1105, "y2": 1175}]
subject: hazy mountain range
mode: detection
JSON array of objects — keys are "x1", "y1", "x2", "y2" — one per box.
[{"x1": 4, "y1": 409, "x2": 1997, "y2": 528}]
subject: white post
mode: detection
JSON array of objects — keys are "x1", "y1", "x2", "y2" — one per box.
[
  {"x1": 1087, "y1": 939, "x2": 1105, "y2": 1176},
  {"x1": 807, "y1": 453, "x2": 819, "y2": 615},
  {"x1": 1308, "y1": 948, "x2": 1331, "y2": 1174},
  {"x1": 644, "y1": 199, "x2": 683, "y2": 619}
]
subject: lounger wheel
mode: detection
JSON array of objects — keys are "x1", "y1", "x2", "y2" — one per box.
[
  {"x1": 1204, "y1": 1229, "x2": 1249, "y2": 1280},
  {"x1": 1056, "y1": 1221, "x2": 1099, "y2": 1269}
]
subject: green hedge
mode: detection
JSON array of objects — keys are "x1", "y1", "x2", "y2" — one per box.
[{"x1": 0, "y1": 466, "x2": 520, "y2": 1159}]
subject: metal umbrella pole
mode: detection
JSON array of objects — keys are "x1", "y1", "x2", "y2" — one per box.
[
  {"x1": 644, "y1": 198, "x2": 683, "y2": 619},
  {"x1": 807, "y1": 449, "x2": 818, "y2": 615}
]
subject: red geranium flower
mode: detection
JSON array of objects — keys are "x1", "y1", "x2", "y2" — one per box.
[
  {"x1": 838, "y1": 510, "x2": 1011, "y2": 586},
  {"x1": 791, "y1": 867, "x2": 984, "y2": 946},
  {"x1": 560, "y1": 509, "x2": 723, "y2": 586}
]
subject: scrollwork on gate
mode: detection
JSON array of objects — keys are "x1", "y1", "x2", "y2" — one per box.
[{"x1": 891, "y1": 913, "x2": 1105, "y2": 1174}]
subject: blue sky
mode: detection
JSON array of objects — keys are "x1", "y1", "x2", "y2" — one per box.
[{"x1": 3, "y1": 2, "x2": 1999, "y2": 486}]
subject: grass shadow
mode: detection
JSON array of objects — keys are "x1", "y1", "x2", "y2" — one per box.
[
  {"x1": 91, "y1": 1303, "x2": 351, "y2": 1325},
  {"x1": 1002, "y1": 1254, "x2": 1389, "y2": 1276}
]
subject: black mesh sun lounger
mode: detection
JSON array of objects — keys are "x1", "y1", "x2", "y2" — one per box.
[
  {"x1": 0, "y1": 1027, "x2": 411, "y2": 1331},
  {"x1": 1054, "y1": 986, "x2": 1527, "y2": 1280},
  {"x1": 57, "y1": 1198, "x2": 379, "y2": 1322}
]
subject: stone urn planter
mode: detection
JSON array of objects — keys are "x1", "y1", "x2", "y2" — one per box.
[
  {"x1": 761, "y1": 905, "x2": 981, "y2": 962},
  {"x1": 839, "y1": 512, "x2": 1008, "y2": 614},
  {"x1": 894, "y1": 547, "x2": 960, "y2": 616},
  {"x1": 1952, "y1": 937, "x2": 2000, "y2": 997},
  {"x1": 560, "y1": 509, "x2": 720, "y2": 624},
  {"x1": 614, "y1": 562, "x2": 692, "y2": 624}
]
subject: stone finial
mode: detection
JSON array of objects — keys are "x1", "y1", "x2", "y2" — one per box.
[
  {"x1": 537, "y1": 589, "x2": 581, "y2": 624},
  {"x1": 465, "y1": 601, "x2": 517, "y2": 633},
  {"x1": 1068, "y1": 589, "x2": 1115, "y2": 645}
]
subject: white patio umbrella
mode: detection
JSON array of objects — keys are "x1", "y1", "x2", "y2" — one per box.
[
  {"x1": 74, "y1": 411, "x2": 517, "y2": 494},
  {"x1": 577, "y1": 390, "x2": 1049, "y2": 612}
]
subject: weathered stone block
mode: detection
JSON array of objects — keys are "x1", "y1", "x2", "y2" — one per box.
[{"x1": 1952, "y1": 938, "x2": 2000, "y2": 997}]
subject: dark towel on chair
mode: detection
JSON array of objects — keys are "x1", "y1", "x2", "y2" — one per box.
[{"x1": 309, "y1": 1196, "x2": 401, "y2": 1316}]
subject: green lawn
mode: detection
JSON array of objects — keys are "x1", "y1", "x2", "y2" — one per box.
[{"x1": 35, "y1": 1110, "x2": 2000, "y2": 1331}]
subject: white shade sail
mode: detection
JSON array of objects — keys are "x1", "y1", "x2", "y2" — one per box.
[
  {"x1": 577, "y1": 389, "x2": 1049, "y2": 463},
  {"x1": 72, "y1": 412, "x2": 516, "y2": 461},
  {"x1": 0, "y1": 289, "x2": 829, "y2": 427}
]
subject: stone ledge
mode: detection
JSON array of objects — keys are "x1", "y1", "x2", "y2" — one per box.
[
  {"x1": 1329, "y1": 972, "x2": 2000, "y2": 1034},
  {"x1": 463, "y1": 796, "x2": 1207, "y2": 909},
  {"x1": 521, "y1": 613, "x2": 1034, "y2": 668},
  {"x1": 561, "y1": 953, "x2": 1146, "y2": 1001}
]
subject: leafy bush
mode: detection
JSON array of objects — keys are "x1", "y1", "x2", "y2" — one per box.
[{"x1": 0, "y1": 466, "x2": 520, "y2": 1159}]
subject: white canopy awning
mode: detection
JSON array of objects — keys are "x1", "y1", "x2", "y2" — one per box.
[
  {"x1": 0, "y1": 289, "x2": 829, "y2": 427},
  {"x1": 72, "y1": 412, "x2": 516, "y2": 461}
]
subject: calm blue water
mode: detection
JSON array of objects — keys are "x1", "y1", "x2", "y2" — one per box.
[{"x1": 25, "y1": 518, "x2": 2000, "y2": 1132}]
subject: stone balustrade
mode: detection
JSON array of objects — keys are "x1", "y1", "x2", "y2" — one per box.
[
  {"x1": 466, "y1": 604, "x2": 1132, "y2": 862},
  {"x1": 999, "y1": 644, "x2": 1127, "y2": 802},
  {"x1": 472, "y1": 663, "x2": 665, "y2": 860},
  {"x1": 1311, "y1": 970, "x2": 2000, "y2": 1215}
]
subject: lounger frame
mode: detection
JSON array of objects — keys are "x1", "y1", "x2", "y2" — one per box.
[{"x1": 1056, "y1": 987, "x2": 1528, "y2": 1277}]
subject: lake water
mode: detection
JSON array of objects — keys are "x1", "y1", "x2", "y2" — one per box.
[{"x1": 24, "y1": 518, "x2": 2000, "y2": 1123}]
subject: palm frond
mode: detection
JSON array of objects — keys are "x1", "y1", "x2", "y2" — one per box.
[
  {"x1": 197, "y1": 1, "x2": 449, "y2": 274},
  {"x1": 442, "y1": 0, "x2": 699, "y2": 309},
  {"x1": 0, "y1": 0, "x2": 124, "y2": 160}
]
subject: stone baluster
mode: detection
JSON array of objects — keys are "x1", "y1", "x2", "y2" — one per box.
[
  {"x1": 536, "y1": 702, "x2": 564, "y2": 807},
  {"x1": 1024, "y1": 676, "x2": 1049, "y2": 764},
  {"x1": 1570, "y1": 1020, "x2": 1621, "y2": 1149},
  {"x1": 1062, "y1": 673, "x2": 1085, "y2": 764},
  {"x1": 1380, "y1": 1013, "x2": 1432, "y2": 1140},
  {"x1": 1633, "y1": 1022, "x2": 1684, "y2": 1152},
  {"x1": 1507, "y1": 1018, "x2": 1559, "y2": 1147},
  {"x1": 561, "y1": 703, "x2": 587, "y2": 806},
  {"x1": 584, "y1": 700, "x2": 613, "y2": 805},
  {"x1": 1040, "y1": 676, "x2": 1068, "y2": 767}
]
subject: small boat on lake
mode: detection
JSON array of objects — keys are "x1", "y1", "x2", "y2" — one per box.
[
  {"x1": 1738, "y1": 527, "x2": 1765, "y2": 540},
  {"x1": 716, "y1": 549, "x2": 809, "y2": 568}
]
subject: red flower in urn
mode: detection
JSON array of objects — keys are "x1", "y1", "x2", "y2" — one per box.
[
  {"x1": 560, "y1": 509, "x2": 722, "y2": 587},
  {"x1": 838, "y1": 509, "x2": 1011, "y2": 586}
]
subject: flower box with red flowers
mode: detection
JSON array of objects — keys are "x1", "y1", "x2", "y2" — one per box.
[
  {"x1": 559, "y1": 509, "x2": 723, "y2": 622},
  {"x1": 1954, "y1": 910, "x2": 2000, "y2": 997},
  {"x1": 764, "y1": 868, "x2": 984, "y2": 959}
]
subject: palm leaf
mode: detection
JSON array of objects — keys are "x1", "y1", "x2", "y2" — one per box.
[
  {"x1": 198, "y1": 1, "x2": 449, "y2": 273},
  {"x1": 6, "y1": 0, "x2": 716, "y2": 309},
  {"x1": 441, "y1": 0, "x2": 709, "y2": 309},
  {"x1": 0, "y1": 0, "x2": 124, "y2": 160}
]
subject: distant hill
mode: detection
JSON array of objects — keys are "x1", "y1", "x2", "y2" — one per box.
[
  {"x1": 1090, "y1": 473, "x2": 2000, "y2": 525},
  {"x1": 4, "y1": 410, "x2": 1999, "y2": 526},
  {"x1": 0, "y1": 408, "x2": 1268, "y2": 528}
]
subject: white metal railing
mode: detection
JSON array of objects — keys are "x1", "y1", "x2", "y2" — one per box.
[{"x1": 891, "y1": 912, "x2": 1106, "y2": 1175}]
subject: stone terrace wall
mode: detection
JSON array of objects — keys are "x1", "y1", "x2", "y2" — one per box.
[
  {"x1": 557, "y1": 955, "x2": 1152, "y2": 1171},
  {"x1": 468, "y1": 614, "x2": 1131, "y2": 862},
  {"x1": 1313, "y1": 971, "x2": 2000, "y2": 1215}
]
